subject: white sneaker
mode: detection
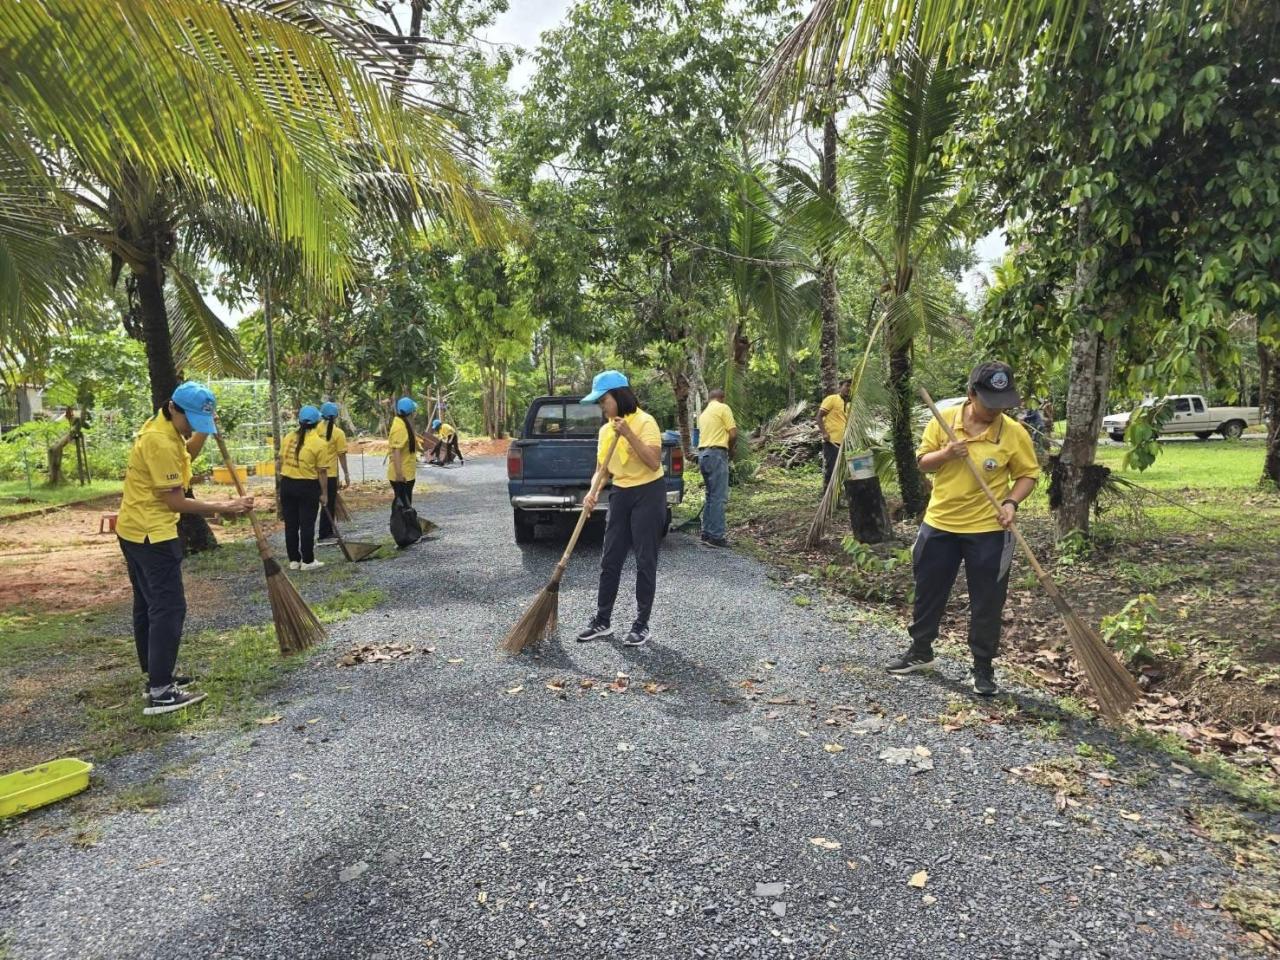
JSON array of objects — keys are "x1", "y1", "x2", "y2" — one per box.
[
  {"x1": 288, "y1": 561, "x2": 300, "y2": 570},
  {"x1": 300, "y1": 559, "x2": 325, "y2": 571}
]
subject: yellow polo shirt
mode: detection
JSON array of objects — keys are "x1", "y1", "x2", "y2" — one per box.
[
  {"x1": 438, "y1": 423, "x2": 456, "y2": 441},
  {"x1": 918, "y1": 403, "x2": 1041, "y2": 534},
  {"x1": 697, "y1": 400, "x2": 736, "y2": 450},
  {"x1": 280, "y1": 429, "x2": 329, "y2": 480},
  {"x1": 323, "y1": 423, "x2": 347, "y2": 470},
  {"x1": 386, "y1": 417, "x2": 415, "y2": 481},
  {"x1": 819, "y1": 393, "x2": 849, "y2": 444},
  {"x1": 117, "y1": 415, "x2": 192, "y2": 544},
  {"x1": 598, "y1": 410, "x2": 664, "y2": 488}
]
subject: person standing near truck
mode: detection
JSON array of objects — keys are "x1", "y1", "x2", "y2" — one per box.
[
  {"x1": 316, "y1": 401, "x2": 350, "y2": 546},
  {"x1": 697, "y1": 388, "x2": 737, "y2": 548},
  {"x1": 886, "y1": 361, "x2": 1040, "y2": 696},
  {"x1": 818, "y1": 379, "x2": 851, "y2": 489},
  {"x1": 117, "y1": 381, "x2": 254, "y2": 715},
  {"x1": 576, "y1": 370, "x2": 665, "y2": 648}
]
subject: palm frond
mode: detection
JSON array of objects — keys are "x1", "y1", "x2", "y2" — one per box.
[{"x1": 167, "y1": 267, "x2": 253, "y2": 379}]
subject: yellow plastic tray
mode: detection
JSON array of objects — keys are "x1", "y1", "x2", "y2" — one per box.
[
  {"x1": 255, "y1": 459, "x2": 276, "y2": 477},
  {"x1": 211, "y1": 465, "x2": 249, "y2": 485},
  {"x1": 0, "y1": 758, "x2": 93, "y2": 819}
]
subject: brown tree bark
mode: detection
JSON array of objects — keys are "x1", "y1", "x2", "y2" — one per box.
[
  {"x1": 888, "y1": 341, "x2": 926, "y2": 515},
  {"x1": 818, "y1": 112, "x2": 839, "y2": 397},
  {"x1": 46, "y1": 424, "x2": 78, "y2": 487},
  {"x1": 1260, "y1": 338, "x2": 1279, "y2": 486},
  {"x1": 1053, "y1": 324, "x2": 1116, "y2": 536}
]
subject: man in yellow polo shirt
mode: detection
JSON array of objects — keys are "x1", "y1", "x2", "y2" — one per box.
[
  {"x1": 817, "y1": 379, "x2": 851, "y2": 489},
  {"x1": 577, "y1": 370, "x2": 666, "y2": 647},
  {"x1": 117, "y1": 382, "x2": 254, "y2": 715},
  {"x1": 696, "y1": 388, "x2": 737, "y2": 548},
  {"x1": 887, "y1": 361, "x2": 1040, "y2": 696}
]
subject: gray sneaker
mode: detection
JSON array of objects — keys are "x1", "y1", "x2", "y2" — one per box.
[
  {"x1": 886, "y1": 647, "x2": 936, "y2": 674},
  {"x1": 143, "y1": 687, "x2": 208, "y2": 716}
]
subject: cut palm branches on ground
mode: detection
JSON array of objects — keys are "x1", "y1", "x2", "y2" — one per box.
[{"x1": 920, "y1": 388, "x2": 1140, "y2": 720}]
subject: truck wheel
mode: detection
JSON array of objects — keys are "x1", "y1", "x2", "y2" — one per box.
[
  {"x1": 1195, "y1": 431, "x2": 1212, "y2": 440},
  {"x1": 1220, "y1": 420, "x2": 1245, "y2": 440},
  {"x1": 513, "y1": 510, "x2": 536, "y2": 544},
  {"x1": 1109, "y1": 432, "x2": 1126, "y2": 443}
]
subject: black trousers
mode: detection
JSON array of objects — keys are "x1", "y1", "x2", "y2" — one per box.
[
  {"x1": 596, "y1": 478, "x2": 666, "y2": 629},
  {"x1": 822, "y1": 441, "x2": 840, "y2": 489},
  {"x1": 119, "y1": 536, "x2": 187, "y2": 689},
  {"x1": 318, "y1": 475, "x2": 339, "y2": 539},
  {"x1": 280, "y1": 476, "x2": 321, "y2": 563},
  {"x1": 908, "y1": 523, "x2": 1014, "y2": 663},
  {"x1": 390, "y1": 478, "x2": 415, "y2": 506}
]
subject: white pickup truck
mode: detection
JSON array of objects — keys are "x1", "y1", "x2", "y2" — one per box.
[{"x1": 1103, "y1": 394, "x2": 1262, "y2": 442}]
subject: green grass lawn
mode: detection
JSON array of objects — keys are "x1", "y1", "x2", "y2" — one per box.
[
  {"x1": 1094, "y1": 440, "x2": 1269, "y2": 491},
  {"x1": 0, "y1": 478, "x2": 123, "y2": 518}
]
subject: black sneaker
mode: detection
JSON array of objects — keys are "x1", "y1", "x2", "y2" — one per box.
[
  {"x1": 576, "y1": 619, "x2": 613, "y2": 643},
  {"x1": 701, "y1": 536, "x2": 730, "y2": 549},
  {"x1": 141, "y1": 674, "x2": 193, "y2": 700},
  {"x1": 622, "y1": 625, "x2": 650, "y2": 647},
  {"x1": 971, "y1": 663, "x2": 998, "y2": 697},
  {"x1": 886, "y1": 646, "x2": 935, "y2": 675},
  {"x1": 143, "y1": 687, "x2": 208, "y2": 716}
]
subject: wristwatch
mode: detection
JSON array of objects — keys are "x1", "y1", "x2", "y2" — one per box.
[{"x1": 1001, "y1": 498, "x2": 1019, "y2": 510}]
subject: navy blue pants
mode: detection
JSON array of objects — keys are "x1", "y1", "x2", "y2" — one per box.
[
  {"x1": 596, "y1": 478, "x2": 666, "y2": 629},
  {"x1": 279, "y1": 476, "x2": 320, "y2": 564},
  {"x1": 907, "y1": 523, "x2": 1014, "y2": 663},
  {"x1": 119, "y1": 536, "x2": 187, "y2": 689},
  {"x1": 822, "y1": 441, "x2": 840, "y2": 489},
  {"x1": 318, "y1": 476, "x2": 340, "y2": 540}
]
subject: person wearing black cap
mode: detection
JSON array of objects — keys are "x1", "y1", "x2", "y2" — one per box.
[{"x1": 886, "y1": 361, "x2": 1041, "y2": 696}]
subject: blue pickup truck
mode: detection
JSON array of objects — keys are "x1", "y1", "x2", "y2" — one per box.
[{"x1": 506, "y1": 395, "x2": 685, "y2": 543}]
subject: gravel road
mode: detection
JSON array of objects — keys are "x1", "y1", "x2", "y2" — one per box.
[{"x1": 0, "y1": 458, "x2": 1264, "y2": 959}]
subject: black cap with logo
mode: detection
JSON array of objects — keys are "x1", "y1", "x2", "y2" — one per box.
[{"x1": 968, "y1": 361, "x2": 1021, "y2": 410}]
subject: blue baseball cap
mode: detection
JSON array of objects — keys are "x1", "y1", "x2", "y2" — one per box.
[
  {"x1": 320, "y1": 401, "x2": 339, "y2": 419},
  {"x1": 432, "y1": 418, "x2": 442, "y2": 429},
  {"x1": 298, "y1": 405, "x2": 321, "y2": 425},
  {"x1": 581, "y1": 370, "x2": 629, "y2": 404},
  {"x1": 171, "y1": 381, "x2": 218, "y2": 435},
  {"x1": 396, "y1": 397, "x2": 417, "y2": 415}
]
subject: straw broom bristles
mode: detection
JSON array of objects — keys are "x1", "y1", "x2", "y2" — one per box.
[
  {"x1": 214, "y1": 433, "x2": 326, "y2": 655},
  {"x1": 919, "y1": 389, "x2": 1140, "y2": 720},
  {"x1": 322, "y1": 504, "x2": 381, "y2": 562},
  {"x1": 334, "y1": 491, "x2": 353, "y2": 523},
  {"x1": 501, "y1": 434, "x2": 620, "y2": 654}
]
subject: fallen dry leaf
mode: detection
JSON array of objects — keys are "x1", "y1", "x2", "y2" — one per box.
[
  {"x1": 255, "y1": 714, "x2": 283, "y2": 725},
  {"x1": 506, "y1": 685, "x2": 524, "y2": 695},
  {"x1": 446, "y1": 658, "x2": 464, "y2": 665},
  {"x1": 909, "y1": 870, "x2": 929, "y2": 889},
  {"x1": 809, "y1": 837, "x2": 842, "y2": 851},
  {"x1": 823, "y1": 743, "x2": 845, "y2": 754},
  {"x1": 1120, "y1": 811, "x2": 1142, "y2": 822}
]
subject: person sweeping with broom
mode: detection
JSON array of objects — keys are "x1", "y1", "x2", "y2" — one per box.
[
  {"x1": 316, "y1": 401, "x2": 350, "y2": 547},
  {"x1": 575, "y1": 371, "x2": 666, "y2": 648},
  {"x1": 886, "y1": 362, "x2": 1040, "y2": 696},
  {"x1": 387, "y1": 397, "x2": 419, "y2": 504},
  {"x1": 279, "y1": 405, "x2": 330, "y2": 571},
  {"x1": 117, "y1": 382, "x2": 254, "y2": 715}
]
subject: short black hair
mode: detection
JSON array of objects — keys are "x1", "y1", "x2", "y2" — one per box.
[{"x1": 609, "y1": 386, "x2": 639, "y2": 416}]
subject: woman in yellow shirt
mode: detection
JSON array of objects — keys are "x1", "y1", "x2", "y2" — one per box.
[
  {"x1": 279, "y1": 405, "x2": 329, "y2": 571},
  {"x1": 576, "y1": 370, "x2": 666, "y2": 648},
  {"x1": 316, "y1": 401, "x2": 350, "y2": 545},
  {"x1": 387, "y1": 396, "x2": 419, "y2": 504},
  {"x1": 117, "y1": 381, "x2": 253, "y2": 715}
]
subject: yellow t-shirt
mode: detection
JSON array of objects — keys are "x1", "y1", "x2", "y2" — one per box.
[
  {"x1": 280, "y1": 428, "x2": 330, "y2": 481},
  {"x1": 597, "y1": 410, "x2": 664, "y2": 488},
  {"x1": 917, "y1": 403, "x2": 1041, "y2": 534},
  {"x1": 697, "y1": 400, "x2": 737, "y2": 450},
  {"x1": 386, "y1": 417, "x2": 416, "y2": 481},
  {"x1": 323, "y1": 423, "x2": 347, "y2": 470},
  {"x1": 117, "y1": 415, "x2": 192, "y2": 544},
  {"x1": 438, "y1": 423, "x2": 456, "y2": 441},
  {"x1": 819, "y1": 393, "x2": 849, "y2": 444}
]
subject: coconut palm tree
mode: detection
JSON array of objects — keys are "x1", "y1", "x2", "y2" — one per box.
[
  {"x1": 784, "y1": 48, "x2": 974, "y2": 515},
  {"x1": 722, "y1": 159, "x2": 818, "y2": 411},
  {"x1": 0, "y1": 0, "x2": 502, "y2": 408}
]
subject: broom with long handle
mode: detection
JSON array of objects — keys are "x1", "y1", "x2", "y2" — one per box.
[
  {"x1": 321, "y1": 503, "x2": 380, "y2": 562},
  {"x1": 919, "y1": 389, "x2": 1140, "y2": 719},
  {"x1": 214, "y1": 432, "x2": 326, "y2": 654},
  {"x1": 501, "y1": 433, "x2": 622, "y2": 654}
]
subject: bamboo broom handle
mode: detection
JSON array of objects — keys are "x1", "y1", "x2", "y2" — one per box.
[
  {"x1": 554, "y1": 433, "x2": 622, "y2": 576},
  {"x1": 918, "y1": 388, "x2": 1052, "y2": 582},
  {"x1": 213, "y1": 431, "x2": 273, "y2": 563}
]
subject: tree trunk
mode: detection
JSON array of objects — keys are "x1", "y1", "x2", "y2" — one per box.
[
  {"x1": 46, "y1": 426, "x2": 77, "y2": 487},
  {"x1": 818, "y1": 112, "x2": 839, "y2": 397},
  {"x1": 845, "y1": 478, "x2": 893, "y2": 543},
  {"x1": 1260, "y1": 337, "x2": 1279, "y2": 486},
  {"x1": 1053, "y1": 324, "x2": 1116, "y2": 536},
  {"x1": 888, "y1": 341, "x2": 926, "y2": 515},
  {"x1": 727, "y1": 319, "x2": 751, "y2": 410},
  {"x1": 263, "y1": 285, "x2": 284, "y2": 521},
  {"x1": 134, "y1": 260, "x2": 179, "y2": 411},
  {"x1": 673, "y1": 369, "x2": 692, "y2": 456}
]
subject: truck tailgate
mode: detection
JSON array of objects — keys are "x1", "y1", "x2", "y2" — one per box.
[{"x1": 513, "y1": 437, "x2": 597, "y2": 487}]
